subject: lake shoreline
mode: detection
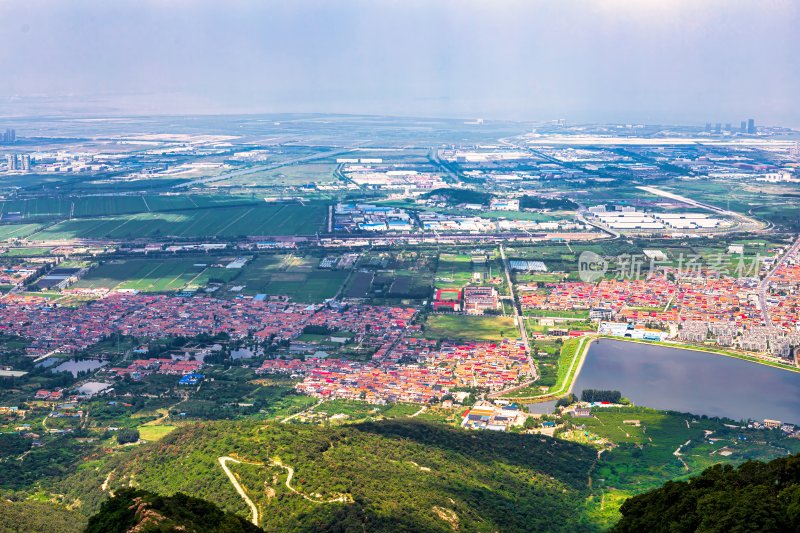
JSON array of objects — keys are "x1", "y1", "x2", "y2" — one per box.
[{"x1": 570, "y1": 338, "x2": 800, "y2": 424}]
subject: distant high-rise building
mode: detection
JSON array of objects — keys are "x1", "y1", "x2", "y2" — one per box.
[
  {"x1": 1, "y1": 129, "x2": 15, "y2": 144},
  {"x1": 724, "y1": 123, "x2": 732, "y2": 132},
  {"x1": 20, "y1": 153, "x2": 30, "y2": 172},
  {"x1": 747, "y1": 118, "x2": 755, "y2": 134},
  {"x1": 704, "y1": 123, "x2": 712, "y2": 132},
  {"x1": 6, "y1": 153, "x2": 17, "y2": 171},
  {"x1": 714, "y1": 123, "x2": 722, "y2": 134}
]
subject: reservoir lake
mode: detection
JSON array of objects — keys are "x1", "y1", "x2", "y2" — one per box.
[{"x1": 572, "y1": 339, "x2": 800, "y2": 424}]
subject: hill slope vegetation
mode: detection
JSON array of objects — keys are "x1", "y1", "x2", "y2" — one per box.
[
  {"x1": 86, "y1": 488, "x2": 263, "y2": 533},
  {"x1": 612, "y1": 453, "x2": 800, "y2": 532},
  {"x1": 63, "y1": 419, "x2": 598, "y2": 532}
]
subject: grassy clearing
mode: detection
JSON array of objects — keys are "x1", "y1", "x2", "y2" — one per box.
[
  {"x1": 0, "y1": 247, "x2": 52, "y2": 257},
  {"x1": 524, "y1": 308, "x2": 590, "y2": 319},
  {"x1": 137, "y1": 424, "x2": 177, "y2": 441},
  {"x1": 423, "y1": 314, "x2": 518, "y2": 341}
]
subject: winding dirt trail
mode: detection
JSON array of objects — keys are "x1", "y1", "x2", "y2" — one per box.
[
  {"x1": 218, "y1": 453, "x2": 352, "y2": 527},
  {"x1": 218, "y1": 456, "x2": 260, "y2": 526}
]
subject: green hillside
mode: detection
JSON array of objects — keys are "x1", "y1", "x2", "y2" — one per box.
[
  {"x1": 62, "y1": 419, "x2": 598, "y2": 532},
  {"x1": 0, "y1": 499, "x2": 86, "y2": 533},
  {"x1": 611, "y1": 453, "x2": 800, "y2": 533},
  {"x1": 86, "y1": 488, "x2": 263, "y2": 533}
]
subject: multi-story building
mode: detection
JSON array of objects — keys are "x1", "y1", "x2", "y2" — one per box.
[
  {"x1": 1, "y1": 128, "x2": 15, "y2": 144},
  {"x1": 462, "y1": 285, "x2": 500, "y2": 315}
]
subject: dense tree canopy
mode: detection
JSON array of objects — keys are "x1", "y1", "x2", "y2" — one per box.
[
  {"x1": 86, "y1": 488, "x2": 263, "y2": 533},
  {"x1": 612, "y1": 453, "x2": 800, "y2": 532}
]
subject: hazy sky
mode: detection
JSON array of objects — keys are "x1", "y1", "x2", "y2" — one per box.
[{"x1": 1, "y1": 0, "x2": 799, "y2": 125}]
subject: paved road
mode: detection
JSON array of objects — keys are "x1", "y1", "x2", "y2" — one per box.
[{"x1": 499, "y1": 244, "x2": 536, "y2": 379}]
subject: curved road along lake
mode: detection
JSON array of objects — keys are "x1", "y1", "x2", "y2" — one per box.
[{"x1": 573, "y1": 339, "x2": 800, "y2": 424}]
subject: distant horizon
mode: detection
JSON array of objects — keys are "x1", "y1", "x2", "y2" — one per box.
[{"x1": 0, "y1": 108, "x2": 793, "y2": 132}]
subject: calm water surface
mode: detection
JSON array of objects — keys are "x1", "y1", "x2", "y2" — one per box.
[
  {"x1": 573, "y1": 340, "x2": 800, "y2": 424},
  {"x1": 53, "y1": 359, "x2": 107, "y2": 377}
]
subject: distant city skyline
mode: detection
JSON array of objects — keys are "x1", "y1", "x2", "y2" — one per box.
[{"x1": 1, "y1": 0, "x2": 798, "y2": 127}]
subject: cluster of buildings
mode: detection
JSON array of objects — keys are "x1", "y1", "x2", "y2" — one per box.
[
  {"x1": 334, "y1": 203, "x2": 415, "y2": 232},
  {"x1": 259, "y1": 338, "x2": 531, "y2": 404},
  {"x1": 32, "y1": 266, "x2": 86, "y2": 291},
  {"x1": 412, "y1": 209, "x2": 583, "y2": 234},
  {"x1": 1, "y1": 128, "x2": 15, "y2": 144},
  {"x1": 343, "y1": 168, "x2": 447, "y2": 191},
  {"x1": 598, "y1": 322, "x2": 665, "y2": 342},
  {"x1": 4, "y1": 153, "x2": 31, "y2": 172},
  {"x1": 0, "y1": 263, "x2": 40, "y2": 287},
  {"x1": 462, "y1": 285, "x2": 501, "y2": 315},
  {"x1": 520, "y1": 277, "x2": 676, "y2": 318},
  {"x1": 587, "y1": 205, "x2": 725, "y2": 231},
  {"x1": 0, "y1": 292, "x2": 414, "y2": 357},
  {"x1": 520, "y1": 263, "x2": 800, "y2": 359},
  {"x1": 439, "y1": 149, "x2": 531, "y2": 163},
  {"x1": 11, "y1": 151, "x2": 118, "y2": 174},
  {"x1": 431, "y1": 285, "x2": 500, "y2": 315},
  {"x1": 110, "y1": 358, "x2": 204, "y2": 381},
  {"x1": 419, "y1": 212, "x2": 496, "y2": 233},
  {"x1": 766, "y1": 251, "x2": 800, "y2": 332},
  {"x1": 489, "y1": 198, "x2": 520, "y2": 211},
  {"x1": 461, "y1": 401, "x2": 525, "y2": 431}
]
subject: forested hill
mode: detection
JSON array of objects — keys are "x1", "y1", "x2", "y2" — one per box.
[
  {"x1": 611, "y1": 453, "x2": 800, "y2": 532},
  {"x1": 61, "y1": 419, "x2": 599, "y2": 532},
  {"x1": 86, "y1": 488, "x2": 263, "y2": 533},
  {"x1": 0, "y1": 499, "x2": 86, "y2": 533}
]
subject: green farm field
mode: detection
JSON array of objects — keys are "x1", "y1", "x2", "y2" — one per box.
[
  {"x1": 0, "y1": 224, "x2": 44, "y2": 240},
  {"x1": 435, "y1": 251, "x2": 504, "y2": 290},
  {"x1": 230, "y1": 254, "x2": 349, "y2": 301},
  {"x1": 30, "y1": 203, "x2": 325, "y2": 240},
  {"x1": 0, "y1": 246, "x2": 52, "y2": 257},
  {"x1": 74, "y1": 259, "x2": 209, "y2": 293},
  {"x1": 71, "y1": 194, "x2": 256, "y2": 217}
]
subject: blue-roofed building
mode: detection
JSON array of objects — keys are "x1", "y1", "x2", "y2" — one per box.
[{"x1": 178, "y1": 373, "x2": 205, "y2": 386}]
